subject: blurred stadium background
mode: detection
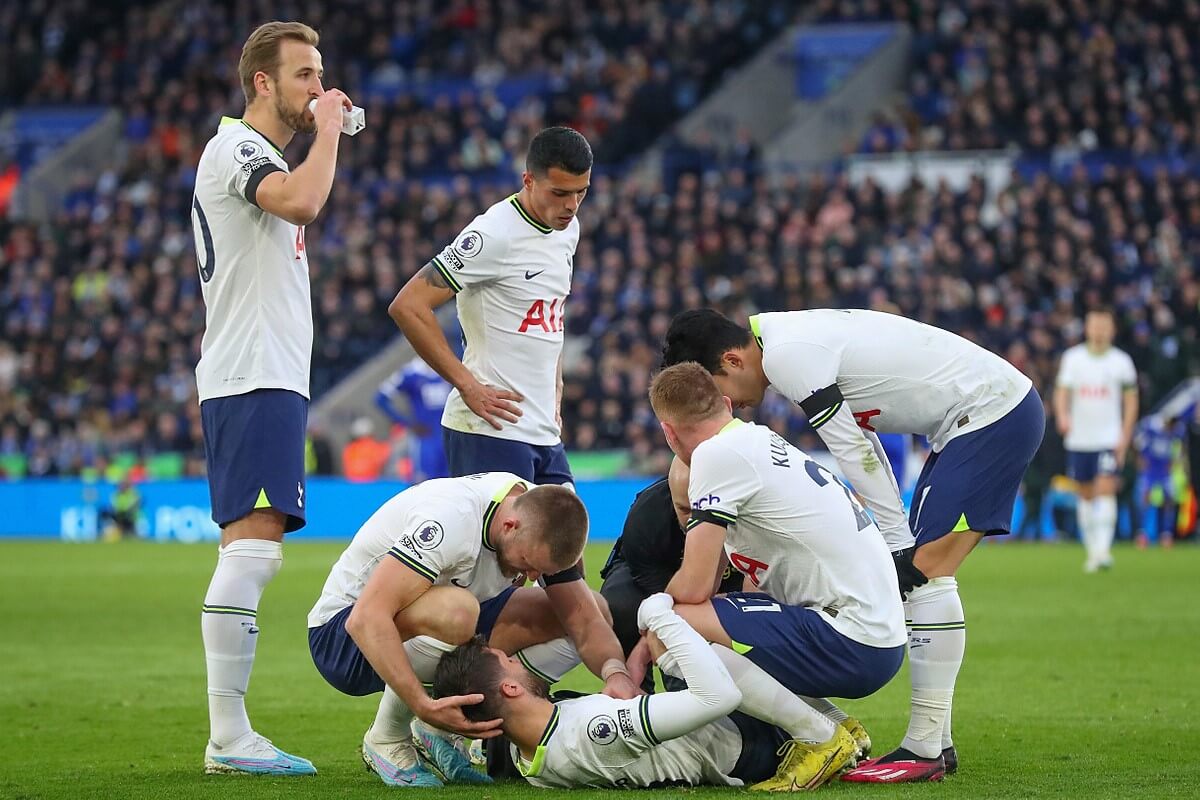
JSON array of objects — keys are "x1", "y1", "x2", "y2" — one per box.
[{"x1": 1, "y1": 0, "x2": 1199, "y2": 545}]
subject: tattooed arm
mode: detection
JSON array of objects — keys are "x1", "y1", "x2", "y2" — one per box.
[{"x1": 388, "y1": 262, "x2": 522, "y2": 430}]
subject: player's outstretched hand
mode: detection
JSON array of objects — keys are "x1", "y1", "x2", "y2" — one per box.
[
  {"x1": 311, "y1": 89, "x2": 352, "y2": 131},
  {"x1": 625, "y1": 636, "x2": 653, "y2": 688},
  {"x1": 892, "y1": 547, "x2": 928, "y2": 599},
  {"x1": 462, "y1": 381, "x2": 524, "y2": 430},
  {"x1": 417, "y1": 694, "x2": 503, "y2": 739}
]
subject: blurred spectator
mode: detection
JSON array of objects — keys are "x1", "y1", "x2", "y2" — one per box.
[
  {"x1": 100, "y1": 477, "x2": 142, "y2": 540},
  {"x1": 341, "y1": 417, "x2": 391, "y2": 482}
]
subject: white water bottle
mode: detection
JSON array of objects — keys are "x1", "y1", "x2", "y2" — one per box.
[{"x1": 308, "y1": 98, "x2": 366, "y2": 136}]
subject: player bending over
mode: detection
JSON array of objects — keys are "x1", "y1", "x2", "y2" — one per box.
[
  {"x1": 662, "y1": 309, "x2": 1045, "y2": 781},
  {"x1": 307, "y1": 473, "x2": 620, "y2": 787}
]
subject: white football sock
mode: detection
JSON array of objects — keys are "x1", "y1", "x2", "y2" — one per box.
[
  {"x1": 901, "y1": 577, "x2": 965, "y2": 760},
  {"x1": 1094, "y1": 496, "x2": 1117, "y2": 562},
  {"x1": 1077, "y1": 498, "x2": 1098, "y2": 564},
  {"x1": 942, "y1": 703, "x2": 953, "y2": 750},
  {"x1": 369, "y1": 637, "x2": 456, "y2": 742},
  {"x1": 711, "y1": 645, "x2": 837, "y2": 743},
  {"x1": 515, "y1": 637, "x2": 580, "y2": 684},
  {"x1": 801, "y1": 696, "x2": 849, "y2": 725},
  {"x1": 202, "y1": 539, "x2": 282, "y2": 746}
]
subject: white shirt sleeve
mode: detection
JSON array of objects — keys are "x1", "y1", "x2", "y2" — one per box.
[
  {"x1": 428, "y1": 215, "x2": 512, "y2": 294},
  {"x1": 688, "y1": 436, "x2": 761, "y2": 529},
  {"x1": 214, "y1": 133, "x2": 286, "y2": 209},
  {"x1": 386, "y1": 507, "x2": 472, "y2": 584},
  {"x1": 763, "y1": 343, "x2": 914, "y2": 552}
]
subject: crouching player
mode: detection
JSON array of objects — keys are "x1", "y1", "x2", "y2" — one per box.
[
  {"x1": 641, "y1": 363, "x2": 909, "y2": 789},
  {"x1": 307, "y1": 473, "x2": 627, "y2": 786}
]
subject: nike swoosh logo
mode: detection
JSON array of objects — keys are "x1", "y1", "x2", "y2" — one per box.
[
  {"x1": 450, "y1": 578, "x2": 471, "y2": 588},
  {"x1": 524, "y1": 270, "x2": 544, "y2": 280}
]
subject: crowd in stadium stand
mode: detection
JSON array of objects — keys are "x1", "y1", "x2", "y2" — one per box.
[
  {"x1": 824, "y1": 0, "x2": 1200, "y2": 157},
  {"x1": 1, "y1": 0, "x2": 1199, "y2": 514}
]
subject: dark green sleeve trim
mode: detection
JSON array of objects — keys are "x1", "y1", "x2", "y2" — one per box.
[
  {"x1": 431, "y1": 256, "x2": 463, "y2": 293},
  {"x1": 388, "y1": 548, "x2": 438, "y2": 582}
]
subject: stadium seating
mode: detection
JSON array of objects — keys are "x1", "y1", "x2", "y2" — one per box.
[{"x1": 1, "y1": 0, "x2": 1198, "y2": 482}]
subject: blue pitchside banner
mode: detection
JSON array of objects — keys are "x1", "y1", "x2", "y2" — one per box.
[{"x1": 0, "y1": 477, "x2": 655, "y2": 542}]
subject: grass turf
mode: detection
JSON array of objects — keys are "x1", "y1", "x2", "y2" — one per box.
[{"x1": 2, "y1": 540, "x2": 1198, "y2": 799}]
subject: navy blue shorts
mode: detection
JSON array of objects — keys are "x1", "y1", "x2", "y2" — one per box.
[
  {"x1": 1066, "y1": 449, "x2": 1119, "y2": 483},
  {"x1": 712, "y1": 593, "x2": 904, "y2": 699},
  {"x1": 443, "y1": 427, "x2": 573, "y2": 486},
  {"x1": 201, "y1": 388, "x2": 308, "y2": 532},
  {"x1": 729, "y1": 712, "x2": 789, "y2": 784},
  {"x1": 909, "y1": 387, "x2": 1045, "y2": 544},
  {"x1": 309, "y1": 587, "x2": 517, "y2": 697}
]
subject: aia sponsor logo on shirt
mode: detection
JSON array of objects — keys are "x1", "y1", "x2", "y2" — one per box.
[
  {"x1": 1078, "y1": 385, "x2": 1112, "y2": 399},
  {"x1": 518, "y1": 298, "x2": 565, "y2": 333},
  {"x1": 729, "y1": 552, "x2": 769, "y2": 586}
]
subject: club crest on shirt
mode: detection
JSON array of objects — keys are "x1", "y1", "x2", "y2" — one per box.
[
  {"x1": 233, "y1": 140, "x2": 263, "y2": 164},
  {"x1": 413, "y1": 520, "x2": 444, "y2": 550},
  {"x1": 454, "y1": 230, "x2": 485, "y2": 259},
  {"x1": 588, "y1": 714, "x2": 618, "y2": 745}
]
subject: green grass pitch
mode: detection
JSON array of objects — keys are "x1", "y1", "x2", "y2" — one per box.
[{"x1": 3, "y1": 540, "x2": 1198, "y2": 799}]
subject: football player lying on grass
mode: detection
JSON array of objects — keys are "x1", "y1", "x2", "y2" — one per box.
[{"x1": 434, "y1": 593, "x2": 859, "y2": 791}]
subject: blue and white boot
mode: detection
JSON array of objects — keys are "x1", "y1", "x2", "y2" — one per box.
[{"x1": 204, "y1": 731, "x2": 317, "y2": 776}]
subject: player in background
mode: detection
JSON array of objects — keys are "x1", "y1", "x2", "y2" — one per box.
[
  {"x1": 1054, "y1": 308, "x2": 1138, "y2": 572},
  {"x1": 645, "y1": 363, "x2": 909, "y2": 790},
  {"x1": 308, "y1": 474, "x2": 617, "y2": 786},
  {"x1": 1134, "y1": 415, "x2": 1181, "y2": 548},
  {"x1": 435, "y1": 593, "x2": 859, "y2": 790},
  {"x1": 662, "y1": 309, "x2": 1045, "y2": 782},
  {"x1": 377, "y1": 356, "x2": 453, "y2": 481},
  {"x1": 190, "y1": 20, "x2": 353, "y2": 776}
]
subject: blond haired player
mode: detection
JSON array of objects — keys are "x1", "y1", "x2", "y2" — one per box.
[{"x1": 644, "y1": 363, "x2": 908, "y2": 790}]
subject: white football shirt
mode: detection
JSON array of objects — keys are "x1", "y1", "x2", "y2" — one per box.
[
  {"x1": 1056, "y1": 344, "x2": 1137, "y2": 452},
  {"x1": 433, "y1": 195, "x2": 579, "y2": 446},
  {"x1": 688, "y1": 420, "x2": 907, "y2": 649},
  {"x1": 751, "y1": 309, "x2": 1032, "y2": 550},
  {"x1": 517, "y1": 601, "x2": 746, "y2": 788},
  {"x1": 307, "y1": 473, "x2": 529, "y2": 627},
  {"x1": 192, "y1": 117, "x2": 312, "y2": 402}
]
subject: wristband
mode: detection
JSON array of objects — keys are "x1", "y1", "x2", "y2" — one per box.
[{"x1": 601, "y1": 658, "x2": 631, "y2": 681}]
